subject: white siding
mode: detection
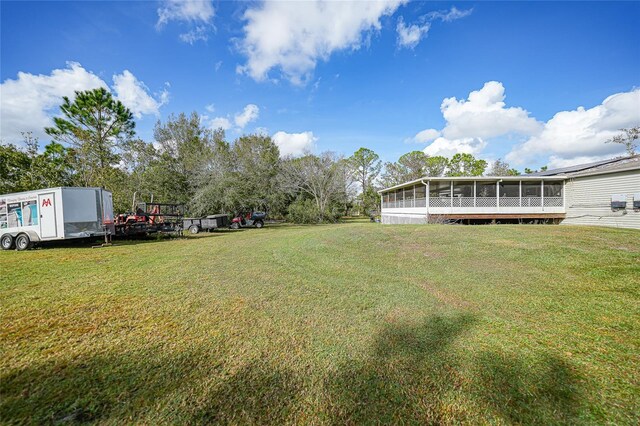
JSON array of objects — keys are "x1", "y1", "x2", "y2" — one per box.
[
  {"x1": 382, "y1": 213, "x2": 427, "y2": 224},
  {"x1": 562, "y1": 170, "x2": 640, "y2": 229}
]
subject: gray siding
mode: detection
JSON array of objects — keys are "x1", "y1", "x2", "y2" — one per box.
[{"x1": 562, "y1": 170, "x2": 640, "y2": 229}]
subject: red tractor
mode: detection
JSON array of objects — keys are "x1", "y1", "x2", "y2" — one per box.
[{"x1": 115, "y1": 203, "x2": 184, "y2": 236}]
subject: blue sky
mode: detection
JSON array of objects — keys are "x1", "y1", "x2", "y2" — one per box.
[{"x1": 1, "y1": 1, "x2": 639, "y2": 170}]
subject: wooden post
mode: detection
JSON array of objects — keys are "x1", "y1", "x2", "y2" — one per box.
[
  {"x1": 496, "y1": 180, "x2": 500, "y2": 211},
  {"x1": 541, "y1": 180, "x2": 545, "y2": 211}
]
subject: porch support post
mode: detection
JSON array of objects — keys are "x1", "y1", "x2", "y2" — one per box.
[
  {"x1": 473, "y1": 181, "x2": 477, "y2": 207},
  {"x1": 562, "y1": 179, "x2": 566, "y2": 208},
  {"x1": 450, "y1": 181, "x2": 454, "y2": 208},
  {"x1": 413, "y1": 185, "x2": 416, "y2": 208},
  {"x1": 519, "y1": 180, "x2": 522, "y2": 207},
  {"x1": 425, "y1": 181, "x2": 430, "y2": 213},
  {"x1": 496, "y1": 180, "x2": 500, "y2": 211},
  {"x1": 541, "y1": 180, "x2": 545, "y2": 211}
]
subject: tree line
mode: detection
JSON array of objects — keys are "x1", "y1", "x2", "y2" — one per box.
[{"x1": 2, "y1": 89, "x2": 637, "y2": 223}]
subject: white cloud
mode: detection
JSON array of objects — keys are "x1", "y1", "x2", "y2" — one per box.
[
  {"x1": 415, "y1": 83, "x2": 640, "y2": 165},
  {"x1": 237, "y1": 0, "x2": 406, "y2": 84},
  {"x1": 0, "y1": 62, "x2": 166, "y2": 143},
  {"x1": 414, "y1": 81, "x2": 540, "y2": 157},
  {"x1": 205, "y1": 103, "x2": 215, "y2": 113},
  {"x1": 506, "y1": 89, "x2": 640, "y2": 165},
  {"x1": 209, "y1": 117, "x2": 232, "y2": 131},
  {"x1": 440, "y1": 81, "x2": 542, "y2": 140},
  {"x1": 234, "y1": 104, "x2": 260, "y2": 128},
  {"x1": 272, "y1": 131, "x2": 318, "y2": 157},
  {"x1": 209, "y1": 104, "x2": 260, "y2": 132},
  {"x1": 410, "y1": 128, "x2": 440, "y2": 143},
  {"x1": 396, "y1": 7, "x2": 472, "y2": 49},
  {"x1": 157, "y1": 0, "x2": 214, "y2": 28},
  {"x1": 113, "y1": 70, "x2": 167, "y2": 118},
  {"x1": 157, "y1": 0, "x2": 215, "y2": 43},
  {"x1": 179, "y1": 26, "x2": 209, "y2": 44},
  {"x1": 396, "y1": 18, "x2": 430, "y2": 49},
  {"x1": 0, "y1": 62, "x2": 106, "y2": 143},
  {"x1": 427, "y1": 6, "x2": 473, "y2": 22},
  {"x1": 423, "y1": 137, "x2": 486, "y2": 158}
]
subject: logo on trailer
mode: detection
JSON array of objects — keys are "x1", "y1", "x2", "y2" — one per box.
[{"x1": 42, "y1": 198, "x2": 51, "y2": 207}]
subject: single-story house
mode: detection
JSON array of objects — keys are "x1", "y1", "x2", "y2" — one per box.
[{"x1": 379, "y1": 155, "x2": 640, "y2": 229}]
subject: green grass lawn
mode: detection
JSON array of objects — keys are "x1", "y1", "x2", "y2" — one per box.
[{"x1": 1, "y1": 222, "x2": 639, "y2": 424}]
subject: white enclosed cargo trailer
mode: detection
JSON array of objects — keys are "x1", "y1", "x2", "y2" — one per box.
[{"x1": 0, "y1": 187, "x2": 115, "y2": 250}]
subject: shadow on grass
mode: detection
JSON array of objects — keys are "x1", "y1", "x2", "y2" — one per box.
[
  {"x1": 324, "y1": 313, "x2": 586, "y2": 424},
  {"x1": 0, "y1": 346, "x2": 302, "y2": 425},
  {"x1": 1, "y1": 314, "x2": 587, "y2": 424},
  {"x1": 35, "y1": 229, "x2": 241, "y2": 250}
]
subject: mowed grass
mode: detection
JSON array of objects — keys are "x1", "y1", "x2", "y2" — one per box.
[{"x1": 1, "y1": 222, "x2": 639, "y2": 424}]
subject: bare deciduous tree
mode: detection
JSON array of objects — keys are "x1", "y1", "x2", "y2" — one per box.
[
  {"x1": 279, "y1": 152, "x2": 347, "y2": 221},
  {"x1": 606, "y1": 126, "x2": 640, "y2": 156}
]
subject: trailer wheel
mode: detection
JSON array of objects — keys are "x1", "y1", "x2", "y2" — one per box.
[
  {"x1": 1, "y1": 234, "x2": 14, "y2": 250},
  {"x1": 15, "y1": 234, "x2": 32, "y2": 251},
  {"x1": 255, "y1": 220, "x2": 264, "y2": 229},
  {"x1": 189, "y1": 225, "x2": 200, "y2": 234}
]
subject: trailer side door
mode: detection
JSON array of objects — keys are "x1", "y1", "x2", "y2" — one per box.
[{"x1": 39, "y1": 192, "x2": 57, "y2": 239}]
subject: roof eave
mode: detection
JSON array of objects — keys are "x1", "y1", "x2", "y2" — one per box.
[{"x1": 378, "y1": 175, "x2": 567, "y2": 193}]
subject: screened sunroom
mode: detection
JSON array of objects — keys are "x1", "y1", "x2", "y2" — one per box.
[{"x1": 380, "y1": 176, "x2": 566, "y2": 224}]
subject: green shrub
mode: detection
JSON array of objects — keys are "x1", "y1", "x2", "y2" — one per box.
[{"x1": 287, "y1": 199, "x2": 321, "y2": 224}]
